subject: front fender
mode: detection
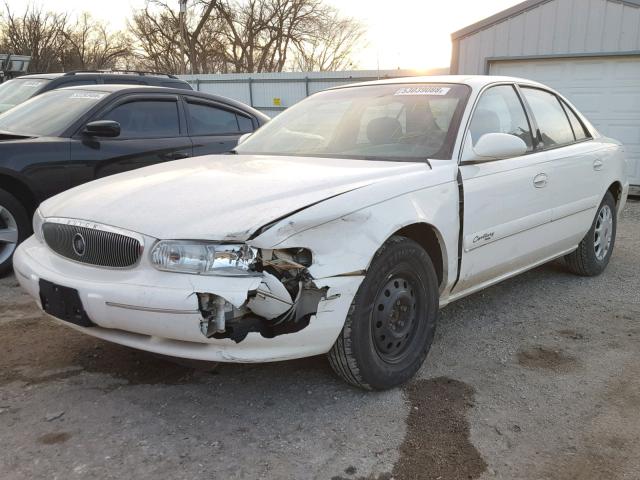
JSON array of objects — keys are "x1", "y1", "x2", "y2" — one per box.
[{"x1": 251, "y1": 180, "x2": 459, "y2": 283}]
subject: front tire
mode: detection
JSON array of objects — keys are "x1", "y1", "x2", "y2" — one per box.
[
  {"x1": 328, "y1": 236, "x2": 439, "y2": 390},
  {"x1": 0, "y1": 188, "x2": 30, "y2": 276},
  {"x1": 564, "y1": 191, "x2": 617, "y2": 277}
]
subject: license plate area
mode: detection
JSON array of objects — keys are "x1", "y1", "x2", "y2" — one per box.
[{"x1": 39, "y1": 279, "x2": 93, "y2": 327}]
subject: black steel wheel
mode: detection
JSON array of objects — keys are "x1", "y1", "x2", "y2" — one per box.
[{"x1": 328, "y1": 236, "x2": 439, "y2": 390}]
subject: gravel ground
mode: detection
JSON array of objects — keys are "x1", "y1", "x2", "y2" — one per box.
[{"x1": 0, "y1": 199, "x2": 638, "y2": 480}]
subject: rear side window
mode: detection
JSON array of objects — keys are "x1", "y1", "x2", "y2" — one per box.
[
  {"x1": 521, "y1": 88, "x2": 575, "y2": 148},
  {"x1": 162, "y1": 81, "x2": 191, "y2": 90},
  {"x1": 561, "y1": 100, "x2": 590, "y2": 141},
  {"x1": 103, "y1": 78, "x2": 145, "y2": 86},
  {"x1": 59, "y1": 79, "x2": 98, "y2": 88},
  {"x1": 186, "y1": 101, "x2": 248, "y2": 135},
  {"x1": 102, "y1": 99, "x2": 180, "y2": 138},
  {"x1": 470, "y1": 85, "x2": 534, "y2": 151}
]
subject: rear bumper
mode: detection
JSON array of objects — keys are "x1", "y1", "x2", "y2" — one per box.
[{"x1": 14, "y1": 236, "x2": 363, "y2": 362}]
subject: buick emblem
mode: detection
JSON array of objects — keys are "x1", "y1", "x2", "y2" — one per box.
[{"x1": 72, "y1": 233, "x2": 86, "y2": 257}]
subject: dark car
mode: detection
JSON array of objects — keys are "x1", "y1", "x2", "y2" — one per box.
[
  {"x1": 0, "y1": 84, "x2": 269, "y2": 274},
  {"x1": 0, "y1": 70, "x2": 193, "y2": 115}
]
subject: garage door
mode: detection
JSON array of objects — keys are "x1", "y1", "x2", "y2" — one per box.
[{"x1": 490, "y1": 56, "x2": 640, "y2": 190}]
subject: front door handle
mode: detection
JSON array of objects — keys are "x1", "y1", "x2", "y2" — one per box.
[
  {"x1": 533, "y1": 173, "x2": 548, "y2": 188},
  {"x1": 162, "y1": 151, "x2": 190, "y2": 160},
  {"x1": 593, "y1": 159, "x2": 604, "y2": 171}
]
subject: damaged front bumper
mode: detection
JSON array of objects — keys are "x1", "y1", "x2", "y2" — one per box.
[{"x1": 14, "y1": 236, "x2": 363, "y2": 362}]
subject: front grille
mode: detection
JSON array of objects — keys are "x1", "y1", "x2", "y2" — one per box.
[{"x1": 43, "y1": 222, "x2": 142, "y2": 268}]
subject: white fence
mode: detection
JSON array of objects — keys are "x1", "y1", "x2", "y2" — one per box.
[{"x1": 178, "y1": 69, "x2": 448, "y2": 116}]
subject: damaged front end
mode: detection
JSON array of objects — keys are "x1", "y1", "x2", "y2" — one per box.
[{"x1": 196, "y1": 248, "x2": 328, "y2": 343}]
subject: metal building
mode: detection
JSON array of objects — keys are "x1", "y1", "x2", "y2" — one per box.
[
  {"x1": 179, "y1": 69, "x2": 447, "y2": 117},
  {"x1": 450, "y1": 0, "x2": 640, "y2": 192}
]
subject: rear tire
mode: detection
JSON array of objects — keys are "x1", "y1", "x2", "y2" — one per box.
[
  {"x1": 564, "y1": 191, "x2": 617, "y2": 277},
  {"x1": 328, "y1": 236, "x2": 439, "y2": 390},
  {"x1": 0, "y1": 188, "x2": 30, "y2": 276}
]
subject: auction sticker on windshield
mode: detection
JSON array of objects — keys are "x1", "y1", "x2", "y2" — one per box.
[
  {"x1": 394, "y1": 86, "x2": 451, "y2": 96},
  {"x1": 69, "y1": 92, "x2": 107, "y2": 100}
]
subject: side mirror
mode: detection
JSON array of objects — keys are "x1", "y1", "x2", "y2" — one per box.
[
  {"x1": 237, "y1": 132, "x2": 252, "y2": 145},
  {"x1": 463, "y1": 133, "x2": 528, "y2": 163},
  {"x1": 84, "y1": 120, "x2": 120, "y2": 138}
]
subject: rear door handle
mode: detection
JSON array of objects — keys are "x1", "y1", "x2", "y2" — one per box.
[
  {"x1": 593, "y1": 159, "x2": 604, "y2": 171},
  {"x1": 533, "y1": 173, "x2": 548, "y2": 188},
  {"x1": 162, "y1": 151, "x2": 190, "y2": 160}
]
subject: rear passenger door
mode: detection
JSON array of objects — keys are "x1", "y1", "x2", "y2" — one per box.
[
  {"x1": 69, "y1": 94, "x2": 192, "y2": 183},
  {"x1": 183, "y1": 97, "x2": 256, "y2": 156},
  {"x1": 519, "y1": 87, "x2": 603, "y2": 250}
]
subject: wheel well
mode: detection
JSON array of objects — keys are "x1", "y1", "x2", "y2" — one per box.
[
  {"x1": 0, "y1": 175, "x2": 38, "y2": 216},
  {"x1": 394, "y1": 223, "x2": 445, "y2": 288},
  {"x1": 608, "y1": 181, "x2": 622, "y2": 206}
]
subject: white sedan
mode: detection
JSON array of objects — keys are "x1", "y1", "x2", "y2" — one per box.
[{"x1": 15, "y1": 76, "x2": 629, "y2": 390}]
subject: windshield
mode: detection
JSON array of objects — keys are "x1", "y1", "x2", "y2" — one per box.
[
  {"x1": 236, "y1": 83, "x2": 470, "y2": 161},
  {"x1": 0, "y1": 89, "x2": 107, "y2": 137},
  {"x1": 0, "y1": 78, "x2": 51, "y2": 113}
]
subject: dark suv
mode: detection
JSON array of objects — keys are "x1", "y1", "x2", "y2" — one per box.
[
  {"x1": 0, "y1": 84, "x2": 269, "y2": 274},
  {"x1": 0, "y1": 70, "x2": 192, "y2": 114}
]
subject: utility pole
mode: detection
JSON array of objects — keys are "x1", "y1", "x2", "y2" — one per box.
[{"x1": 178, "y1": 0, "x2": 190, "y2": 74}]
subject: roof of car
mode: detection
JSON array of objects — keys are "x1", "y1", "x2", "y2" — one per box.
[
  {"x1": 15, "y1": 73, "x2": 63, "y2": 80},
  {"x1": 15, "y1": 72, "x2": 183, "y2": 81},
  {"x1": 57, "y1": 84, "x2": 268, "y2": 119},
  {"x1": 333, "y1": 74, "x2": 547, "y2": 90}
]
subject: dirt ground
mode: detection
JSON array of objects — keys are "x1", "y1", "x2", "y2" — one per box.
[{"x1": 1, "y1": 200, "x2": 638, "y2": 480}]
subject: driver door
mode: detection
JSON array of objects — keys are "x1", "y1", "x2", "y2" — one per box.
[
  {"x1": 453, "y1": 84, "x2": 556, "y2": 294},
  {"x1": 68, "y1": 94, "x2": 192, "y2": 186}
]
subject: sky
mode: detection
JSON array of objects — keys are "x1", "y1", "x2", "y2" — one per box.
[{"x1": 5, "y1": 0, "x2": 524, "y2": 70}]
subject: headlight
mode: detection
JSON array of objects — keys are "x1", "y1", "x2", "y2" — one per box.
[
  {"x1": 150, "y1": 241, "x2": 258, "y2": 276},
  {"x1": 32, "y1": 209, "x2": 45, "y2": 243}
]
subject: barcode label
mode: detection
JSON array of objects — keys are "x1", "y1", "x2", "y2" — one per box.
[{"x1": 395, "y1": 87, "x2": 451, "y2": 96}]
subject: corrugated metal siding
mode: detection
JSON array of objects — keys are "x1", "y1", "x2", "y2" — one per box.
[
  {"x1": 178, "y1": 69, "x2": 448, "y2": 116},
  {"x1": 456, "y1": 0, "x2": 640, "y2": 74}
]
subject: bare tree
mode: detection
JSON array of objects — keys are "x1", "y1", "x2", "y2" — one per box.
[
  {"x1": 61, "y1": 13, "x2": 132, "y2": 70},
  {"x1": 213, "y1": 0, "x2": 331, "y2": 73},
  {"x1": 129, "y1": 0, "x2": 228, "y2": 74},
  {"x1": 129, "y1": 0, "x2": 365, "y2": 74},
  {"x1": 292, "y1": 10, "x2": 365, "y2": 71},
  {"x1": 0, "y1": 2, "x2": 69, "y2": 72}
]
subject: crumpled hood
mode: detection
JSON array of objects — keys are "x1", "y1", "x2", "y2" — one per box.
[{"x1": 40, "y1": 154, "x2": 429, "y2": 240}]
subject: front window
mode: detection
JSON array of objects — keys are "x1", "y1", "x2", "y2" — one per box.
[
  {"x1": 236, "y1": 83, "x2": 470, "y2": 161},
  {"x1": 101, "y1": 99, "x2": 180, "y2": 138},
  {"x1": 0, "y1": 77, "x2": 51, "y2": 113},
  {"x1": 0, "y1": 89, "x2": 107, "y2": 137},
  {"x1": 469, "y1": 85, "x2": 534, "y2": 152}
]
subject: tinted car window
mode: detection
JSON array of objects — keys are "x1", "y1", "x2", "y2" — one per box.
[
  {"x1": 561, "y1": 99, "x2": 589, "y2": 141},
  {"x1": 161, "y1": 81, "x2": 191, "y2": 90},
  {"x1": 186, "y1": 102, "x2": 241, "y2": 135},
  {"x1": 0, "y1": 89, "x2": 107, "y2": 136},
  {"x1": 237, "y1": 114, "x2": 254, "y2": 132},
  {"x1": 59, "y1": 79, "x2": 98, "y2": 87},
  {"x1": 470, "y1": 85, "x2": 533, "y2": 151},
  {"x1": 102, "y1": 100, "x2": 180, "y2": 138},
  {"x1": 521, "y1": 88, "x2": 575, "y2": 148},
  {"x1": 103, "y1": 78, "x2": 145, "y2": 85},
  {"x1": 0, "y1": 78, "x2": 51, "y2": 113}
]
